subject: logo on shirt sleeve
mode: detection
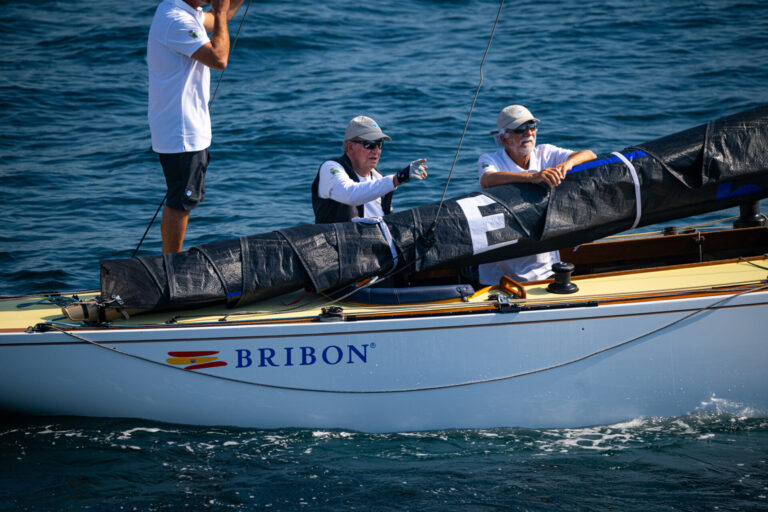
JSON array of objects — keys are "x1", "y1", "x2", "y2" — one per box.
[
  {"x1": 481, "y1": 162, "x2": 489, "y2": 168},
  {"x1": 330, "y1": 168, "x2": 341, "y2": 175},
  {"x1": 189, "y1": 30, "x2": 200, "y2": 39}
]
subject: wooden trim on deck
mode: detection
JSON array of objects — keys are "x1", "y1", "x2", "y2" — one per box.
[{"x1": 2, "y1": 299, "x2": 767, "y2": 347}]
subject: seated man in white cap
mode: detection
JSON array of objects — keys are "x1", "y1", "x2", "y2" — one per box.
[
  {"x1": 312, "y1": 115, "x2": 428, "y2": 224},
  {"x1": 477, "y1": 104, "x2": 596, "y2": 286}
]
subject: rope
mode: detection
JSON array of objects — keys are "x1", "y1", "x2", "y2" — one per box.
[
  {"x1": 218, "y1": 274, "x2": 385, "y2": 322},
  {"x1": 739, "y1": 256, "x2": 768, "y2": 271},
  {"x1": 16, "y1": 294, "x2": 78, "y2": 309},
  {"x1": 42, "y1": 283, "x2": 768, "y2": 394},
  {"x1": 131, "y1": 193, "x2": 167, "y2": 258}
]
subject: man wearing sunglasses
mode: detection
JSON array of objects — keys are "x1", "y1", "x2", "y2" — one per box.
[
  {"x1": 476, "y1": 104, "x2": 596, "y2": 286},
  {"x1": 312, "y1": 115, "x2": 428, "y2": 224}
]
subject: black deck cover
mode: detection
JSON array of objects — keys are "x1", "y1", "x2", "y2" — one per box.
[{"x1": 101, "y1": 105, "x2": 768, "y2": 312}]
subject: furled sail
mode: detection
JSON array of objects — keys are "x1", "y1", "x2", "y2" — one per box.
[{"x1": 100, "y1": 105, "x2": 768, "y2": 313}]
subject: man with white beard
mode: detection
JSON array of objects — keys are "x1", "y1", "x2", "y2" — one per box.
[{"x1": 476, "y1": 105, "x2": 596, "y2": 286}]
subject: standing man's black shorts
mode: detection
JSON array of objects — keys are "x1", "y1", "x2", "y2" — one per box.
[{"x1": 159, "y1": 148, "x2": 209, "y2": 211}]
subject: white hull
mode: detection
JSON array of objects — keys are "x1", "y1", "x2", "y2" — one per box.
[{"x1": 2, "y1": 290, "x2": 766, "y2": 432}]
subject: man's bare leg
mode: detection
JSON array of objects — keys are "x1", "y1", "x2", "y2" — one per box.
[{"x1": 161, "y1": 205, "x2": 190, "y2": 254}]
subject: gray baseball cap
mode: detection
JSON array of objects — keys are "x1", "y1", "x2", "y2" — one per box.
[
  {"x1": 344, "y1": 115, "x2": 392, "y2": 142},
  {"x1": 493, "y1": 105, "x2": 539, "y2": 133}
]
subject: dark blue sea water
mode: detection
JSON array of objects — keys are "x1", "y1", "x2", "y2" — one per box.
[{"x1": 2, "y1": 0, "x2": 768, "y2": 509}]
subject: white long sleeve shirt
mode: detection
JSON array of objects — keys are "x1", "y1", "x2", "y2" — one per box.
[{"x1": 316, "y1": 160, "x2": 396, "y2": 218}]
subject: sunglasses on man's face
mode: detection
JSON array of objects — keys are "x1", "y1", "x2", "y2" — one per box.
[
  {"x1": 511, "y1": 121, "x2": 538, "y2": 134},
  {"x1": 352, "y1": 139, "x2": 384, "y2": 150}
]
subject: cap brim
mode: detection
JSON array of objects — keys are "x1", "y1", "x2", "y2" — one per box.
[{"x1": 349, "y1": 129, "x2": 392, "y2": 142}]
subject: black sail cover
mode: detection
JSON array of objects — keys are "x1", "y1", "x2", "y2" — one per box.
[{"x1": 102, "y1": 105, "x2": 768, "y2": 312}]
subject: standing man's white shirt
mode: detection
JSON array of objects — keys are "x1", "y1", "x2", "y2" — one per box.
[
  {"x1": 316, "y1": 160, "x2": 396, "y2": 219},
  {"x1": 148, "y1": 0, "x2": 212, "y2": 154},
  {"x1": 477, "y1": 144, "x2": 573, "y2": 285}
]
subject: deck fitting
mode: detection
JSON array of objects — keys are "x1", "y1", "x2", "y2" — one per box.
[{"x1": 547, "y1": 262, "x2": 579, "y2": 294}]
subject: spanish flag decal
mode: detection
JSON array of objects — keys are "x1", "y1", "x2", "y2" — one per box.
[{"x1": 166, "y1": 351, "x2": 227, "y2": 370}]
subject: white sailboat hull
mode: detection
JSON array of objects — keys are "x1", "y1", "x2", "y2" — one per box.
[{"x1": 2, "y1": 291, "x2": 765, "y2": 432}]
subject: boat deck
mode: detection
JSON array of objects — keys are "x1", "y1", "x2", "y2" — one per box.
[{"x1": 2, "y1": 257, "x2": 766, "y2": 332}]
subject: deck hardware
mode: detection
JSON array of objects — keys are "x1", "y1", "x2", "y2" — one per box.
[
  {"x1": 734, "y1": 201, "x2": 767, "y2": 229},
  {"x1": 547, "y1": 262, "x2": 579, "y2": 294},
  {"x1": 521, "y1": 301, "x2": 598, "y2": 311},
  {"x1": 316, "y1": 306, "x2": 345, "y2": 322},
  {"x1": 495, "y1": 294, "x2": 520, "y2": 313},
  {"x1": 693, "y1": 233, "x2": 705, "y2": 262},
  {"x1": 111, "y1": 295, "x2": 130, "y2": 320},
  {"x1": 26, "y1": 323, "x2": 54, "y2": 333},
  {"x1": 496, "y1": 293, "x2": 510, "y2": 312},
  {"x1": 500, "y1": 275, "x2": 527, "y2": 299}
]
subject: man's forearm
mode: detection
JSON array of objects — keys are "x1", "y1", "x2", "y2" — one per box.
[
  {"x1": 564, "y1": 150, "x2": 597, "y2": 172},
  {"x1": 208, "y1": 10, "x2": 230, "y2": 69},
  {"x1": 480, "y1": 171, "x2": 534, "y2": 189}
]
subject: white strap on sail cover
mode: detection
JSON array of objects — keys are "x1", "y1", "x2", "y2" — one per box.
[
  {"x1": 352, "y1": 217, "x2": 399, "y2": 268},
  {"x1": 611, "y1": 151, "x2": 643, "y2": 230}
]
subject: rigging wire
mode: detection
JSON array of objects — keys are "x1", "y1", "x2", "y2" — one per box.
[
  {"x1": 132, "y1": 0, "x2": 253, "y2": 258},
  {"x1": 739, "y1": 256, "x2": 768, "y2": 271},
  {"x1": 131, "y1": 193, "x2": 167, "y2": 259},
  {"x1": 209, "y1": 0, "x2": 253, "y2": 110},
  {"x1": 425, "y1": 0, "x2": 505, "y2": 237},
  {"x1": 603, "y1": 215, "x2": 740, "y2": 240}
]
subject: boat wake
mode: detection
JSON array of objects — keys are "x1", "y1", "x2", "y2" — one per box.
[
  {"x1": 530, "y1": 412, "x2": 767, "y2": 454},
  {"x1": 695, "y1": 394, "x2": 764, "y2": 418}
]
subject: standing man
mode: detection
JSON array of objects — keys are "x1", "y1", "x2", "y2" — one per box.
[
  {"x1": 477, "y1": 104, "x2": 596, "y2": 286},
  {"x1": 147, "y1": 0, "x2": 246, "y2": 253},
  {"x1": 312, "y1": 115, "x2": 428, "y2": 224}
]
